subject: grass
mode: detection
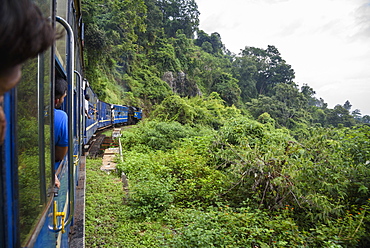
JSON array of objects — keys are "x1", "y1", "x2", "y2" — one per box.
[
  {"x1": 85, "y1": 159, "x2": 167, "y2": 248},
  {"x1": 101, "y1": 129, "x2": 113, "y2": 137}
]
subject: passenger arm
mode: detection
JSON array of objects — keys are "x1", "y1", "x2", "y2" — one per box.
[{"x1": 55, "y1": 145, "x2": 68, "y2": 162}]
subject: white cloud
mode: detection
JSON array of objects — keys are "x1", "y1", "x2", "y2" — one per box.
[
  {"x1": 197, "y1": 0, "x2": 370, "y2": 115},
  {"x1": 353, "y1": 2, "x2": 370, "y2": 40}
]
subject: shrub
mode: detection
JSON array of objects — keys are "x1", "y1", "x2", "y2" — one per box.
[{"x1": 120, "y1": 120, "x2": 213, "y2": 151}]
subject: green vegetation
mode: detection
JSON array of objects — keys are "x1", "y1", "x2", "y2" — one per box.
[
  {"x1": 83, "y1": 0, "x2": 370, "y2": 247},
  {"x1": 82, "y1": 0, "x2": 369, "y2": 124},
  {"x1": 86, "y1": 97, "x2": 370, "y2": 247}
]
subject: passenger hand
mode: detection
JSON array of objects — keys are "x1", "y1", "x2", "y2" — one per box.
[{"x1": 55, "y1": 175, "x2": 60, "y2": 188}]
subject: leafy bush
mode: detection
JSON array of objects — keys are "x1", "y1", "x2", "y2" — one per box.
[
  {"x1": 128, "y1": 174, "x2": 175, "y2": 218},
  {"x1": 150, "y1": 94, "x2": 243, "y2": 129},
  {"x1": 120, "y1": 120, "x2": 213, "y2": 151},
  {"x1": 117, "y1": 143, "x2": 227, "y2": 216},
  {"x1": 162, "y1": 206, "x2": 305, "y2": 247}
]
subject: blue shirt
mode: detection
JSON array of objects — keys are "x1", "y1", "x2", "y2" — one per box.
[{"x1": 55, "y1": 108, "x2": 68, "y2": 169}]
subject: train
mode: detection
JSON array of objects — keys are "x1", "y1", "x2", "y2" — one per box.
[
  {"x1": 84, "y1": 84, "x2": 142, "y2": 145},
  {"x1": 0, "y1": 0, "x2": 141, "y2": 247}
]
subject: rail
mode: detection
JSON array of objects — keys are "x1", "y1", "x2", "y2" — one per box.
[{"x1": 50, "y1": 16, "x2": 75, "y2": 232}]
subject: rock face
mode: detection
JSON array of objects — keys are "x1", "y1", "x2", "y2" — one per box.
[{"x1": 162, "y1": 71, "x2": 202, "y2": 97}]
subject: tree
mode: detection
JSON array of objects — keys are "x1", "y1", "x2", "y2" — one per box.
[
  {"x1": 201, "y1": 41, "x2": 213, "y2": 53},
  {"x1": 171, "y1": 31, "x2": 195, "y2": 72},
  {"x1": 157, "y1": 0, "x2": 200, "y2": 38},
  {"x1": 82, "y1": 0, "x2": 147, "y2": 99},
  {"x1": 124, "y1": 66, "x2": 172, "y2": 106},
  {"x1": 362, "y1": 115, "x2": 370, "y2": 124},
  {"x1": 352, "y1": 109, "x2": 362, "y2": 120},
  {"x1": 326, "y1": 105, "x2": 356, "y2": 127},
  {"x1": 138, "y1": 0, "x2": 164, "y2": 48},
  {"x1": 240, "y1": 45, "x2": 295, "y2": 95},
  {"x1": 316, "y1": 97, "x2": 328, "y2": 109},
  {"x1": 195, "y1": 30, "x2": 224, "y2": 55},
  {"x1": 274, "y1": 83, "x2": 306, "y2": 110},
  {"x1": 211, "y1": 72, "x2": 241, "y2": 106},
  {"x1": 343, "y1": 100, "x2": 352, "y2": 111},
  {"x1": 149, "y1": 40, "x2": 181, "y2": 72},
  {"x1": 232, "y1": 56, "x2": 258, "y2": 102},
  {"x1": 246, "y1": 84, "x2": 311, "y2": 129},
  {"x1": 300, "y1": 83, "x2": 318, "y2": 107}
]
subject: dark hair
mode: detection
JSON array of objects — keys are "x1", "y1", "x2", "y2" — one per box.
[
  {"x1": 0, "y1": 0, "x2": 55, "y2": 75},
  {"x1": 85, "y1": 94, "x2": 90, "y2": 100},
  {"x1": 55, "y1": 77, "x2": 67, "y2": 99}
]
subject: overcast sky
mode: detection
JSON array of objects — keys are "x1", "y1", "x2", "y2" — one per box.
[{"x1": 196, "y1": 0, "x2": 370, "y2": 116}]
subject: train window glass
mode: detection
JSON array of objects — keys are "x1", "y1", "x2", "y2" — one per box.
[
  {"x1": 15, "y1": 1, "x2": 54, "y2": 245},
  {"x1": 55, "y1": 23, "x2": 67, "y2": 68},
  {"x1": 55, "y1": 0, "x2": 68, "y2": 68},
  {"x1": 17, "y1": 51, "x2": 52, "y2": 244},
  {"x1": 42, "y1": 56, "x2": 52, "y2": 198}
]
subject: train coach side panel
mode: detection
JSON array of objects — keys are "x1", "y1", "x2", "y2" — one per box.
[
  {"x1": 98, "y1": 101, "x2": 112, "y2": 129},
  {"x1": 112, "y1": 104, "x2": 128, "y2": 125}
]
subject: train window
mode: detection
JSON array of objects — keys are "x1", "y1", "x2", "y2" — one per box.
[
  {"x1": 55, "y1": 0, "x2": 68, "y2": 69},
  {"x1": 17, "y1": 50, "x2": 52, "y2": 244}
]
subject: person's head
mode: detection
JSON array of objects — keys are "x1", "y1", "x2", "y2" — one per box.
[
  {"x1": 55, "y1": 77, "x2": 67, "y2": 108},
  {"x1": 0, "y1": 0, "x2": 55, "y2": 95},
  {"x1": 85, "y1": 94, "x2": 90, "y2": 101}
]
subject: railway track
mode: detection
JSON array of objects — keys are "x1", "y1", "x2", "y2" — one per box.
[{"x1": 84, "y1": 127, "x2": 122, "y2": 158}]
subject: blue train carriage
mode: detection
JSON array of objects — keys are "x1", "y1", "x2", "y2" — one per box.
[
  {"x1": 0, "y1": 0, "x2": 85, "y2": 247},
  {"x1": 97, "y1": 101, "x2": 113, "y2": 130},
  {"x1": 134, "y1": 107, "x2": 143, "y2": 123},
  {"x1": 111, "y1": 104, "x2": 129, "y2": 126},
  {"x1": 128, "y1": 106, "x2": 143, "y2": 125},
  {"x1": 83, "y1": 81, "x2": 100, "y2": 144}
]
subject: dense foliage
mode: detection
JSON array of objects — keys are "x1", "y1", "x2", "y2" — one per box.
[
  {"x1": 82, "y1": 0, "x2": 369, "y2": 124},
  {"x1": 84, "y1": 96, "x2": 370, "y2": 247},
  {"x1": 82, "y1": 0, "x2": 370, "y2": 246}
]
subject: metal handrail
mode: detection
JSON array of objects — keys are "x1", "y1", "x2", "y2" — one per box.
[
  {"x1": 74, "y1": 70, "x2": 83, "y2": 156},
  {"x1": 53, "y1": 16, "x2": 75, "y2": 232}
]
